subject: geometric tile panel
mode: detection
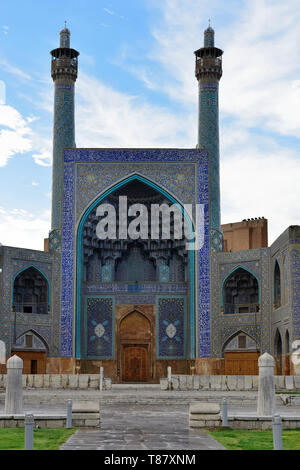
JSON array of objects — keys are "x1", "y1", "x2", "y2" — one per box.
[
  {"x1": 157, "y1": 296, "x2": 186, "y2": 358},
  {"x1": 85, "y1": 296, "x2": 114, "y2": 358}
]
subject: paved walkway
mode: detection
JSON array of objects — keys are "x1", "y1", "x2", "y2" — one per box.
[{"x1": 60, "y1": 404, "x2": 225, "y2": 450}]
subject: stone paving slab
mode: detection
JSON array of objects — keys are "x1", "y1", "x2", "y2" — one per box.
[{"x1": 60, "y1": 404, "x2": 225, "y2": 450}]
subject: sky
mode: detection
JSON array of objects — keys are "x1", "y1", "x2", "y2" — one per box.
[{"x1": 0, "y1": 0, "x2": 300, "y2": 250}]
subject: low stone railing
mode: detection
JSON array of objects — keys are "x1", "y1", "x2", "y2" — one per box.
[
  {"x1": 160, "y1": 375, "x2": 300, "y2": 392},
  {"x1": 0, "y1": 374, "x2": 112, "y2": 390}
]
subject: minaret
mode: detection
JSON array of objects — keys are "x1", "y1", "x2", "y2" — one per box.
[
  {"x1": 194, "y1": 25, "x2": 223, "y2": 252},
  {"x1": 49, "y1": 26, "x2": 79, "y2": 251}
]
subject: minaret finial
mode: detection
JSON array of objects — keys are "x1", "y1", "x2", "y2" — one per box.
[
  {"x1": 204, "y1": 22, "x2": 215, "y2": 47},
  {"x1": 59, "y1": 22, "x2": 70, "y2": 48}
]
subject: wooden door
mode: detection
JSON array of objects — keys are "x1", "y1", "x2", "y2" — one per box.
[
  {"x1": 119, "y1": 310, "x2": 152, "y2": 382},
  {"x1": 11, "y1": 351, "x2": 46, "y2": 374},
  {"x1": 122, "y1": 345, "x2": 148, "y2": 382},
  {"x1": 225, "y1": 352, "x2": 260, "y2": 375}
]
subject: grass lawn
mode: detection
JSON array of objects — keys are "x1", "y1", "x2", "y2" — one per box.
[
  {"x1": 207, "y1": 428, "x2": 300, "y2": 450},
  {"x1": 0, "y1": 428, "x2": 77, "y2": 450}
]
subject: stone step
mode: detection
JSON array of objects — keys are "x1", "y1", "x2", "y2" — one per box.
[
  {"x1": 0, "y1": 391, "x2": 265, "y2": 406},
  {"x1": 0, "y1": 388, "x2": 287, "y2": 406}
]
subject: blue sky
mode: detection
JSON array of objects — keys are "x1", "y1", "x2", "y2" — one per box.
[{"x1": 0, "y1": 0, "x2": 300, "y2": 249}]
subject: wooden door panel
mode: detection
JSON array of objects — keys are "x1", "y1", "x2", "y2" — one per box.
[
  {"x1": 122, "y1": 345, "x2": 148, "y2": 382},
  {"x1": 11, "y1": 351, "x2": 46, "y2": 374},
  {"x1": 225, "y1": 352, "x2": 260, "y2": 375}
]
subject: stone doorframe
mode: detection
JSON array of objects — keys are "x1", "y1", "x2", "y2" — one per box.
[{"x1": 115, "y1": 305, "x2": 155, "y2": 382}]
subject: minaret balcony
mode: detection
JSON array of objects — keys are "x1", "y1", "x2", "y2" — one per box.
[{"x1": 51, "y1": 58, "x2": 78, "y2": 80}]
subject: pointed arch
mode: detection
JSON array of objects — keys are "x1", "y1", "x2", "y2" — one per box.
[
  {"x1": 274, "y1": 329, "x2": 282, "y2": 356},
  {"x1": 12, "y1": 265, "x2": 50, "y2": 314},
  {"x1": 221, "y1": 266, "x2": 260, "y2": 314},
  {"x1": 274, "y1": 328, "x2": 283, "y2": 375},
  {"x1": 285, "y1": 329, "x2": 290, "y2": 355},
  {"x1": 274, "y1": 259, "x2": 281, "y2": 309},
  {"x1": 15, "y1": 328, "x2": 49, "y2": 353},
  {"x1": 75, "y1": 173, "x2": 196, "y2": 359},
  {"x1": 119, "y1": 309, "x2": 151, "y2": 341},
  {"x1": 222, "y1": 330, "x2": 259, "y2": 355}
]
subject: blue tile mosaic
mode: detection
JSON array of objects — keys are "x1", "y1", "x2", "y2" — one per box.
[
  {"x1": 61, "y1": 148, "x2": 210, "y2": 358},
  {"x1": 157, "y1": 296, "x2": 186, "y2": 358},
  {"x1": 85, "y1": 296, "x2": 114, "y2": 358}
]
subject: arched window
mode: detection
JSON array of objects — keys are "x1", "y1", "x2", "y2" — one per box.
[
  {"x1": 274, "y1": 328, "x2": 282, "y2": 374},
  {"x1": 274, "y1": 260, "x2": 281, "y2": 309},
  {"x1": 274, "y1": 329, "x2": 282, "y2": 356},
  {"x1": 285, "y1": 330, "x2": 290, "y2": 355},
  {"x1": 222, "y1": 267, "x2": 259, "y2": 314},
  {"x1": 13, "y1": 267, "x2": 49, "y2": 314}
]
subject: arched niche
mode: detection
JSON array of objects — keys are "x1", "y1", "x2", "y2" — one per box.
[
  {"x1": 274, "y1": 328, "x2": 283, "y2": 375},
  {"x1": 223, "y1": 330, "x2": 260, "y2": 375},
  {"x1": 274, "y1": 329, "x2": 282, "y2": 356},
  {"x1": 222, "y1": 267, "x2": 259, "y2": 314},
  {"x1": 13, "y1": 266, "x2": 49, "y2": 314},
  {"x1": 76, "y1": 173, "x2": 196, "y2": 360},
  {"x1": 285, "y1": 330, "x2": 290, "y2": 355},
  {"x1": 274, "y1": 260, "x2": 281, "y2": 309},
  {"x1": 81, "y1": 178, "x2": 188, "y2": 284},
  {"x1": 120, "y1": 310, "x2": 151, "y2": 342}
]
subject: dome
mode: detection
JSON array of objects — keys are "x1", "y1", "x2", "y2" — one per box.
[
  {"x1": 60, "y1": 26, "x2": 70, "y2": 35},
  {"x1": 204, "y1": 25, "x2": 214, "y2": 34}
]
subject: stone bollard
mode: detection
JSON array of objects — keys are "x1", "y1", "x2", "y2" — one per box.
[
  {"x1": 5, "y1": 354, "x2": 23, "y2": 414},
  {"x1": 24, "y1": 413, "x2": 34, "y2": 450},
  {"x1": 221, "y1": 397, "x2": 228, "y2": 427},
  {"x1": 272, "y1": 414, "x2": 282, "y2": 450},
  {"x1": 66, "y1": 399, "x2": 72, "y2": 428},
  {"x1": 99, "y1": 367, "x2": 104, "y2": 391},
  {"x1": 167, "y1": 366, "x2": 172, "y2": 390},
  {"x1": 257, "y1": 352, "x2": 275, "y2": 416}
]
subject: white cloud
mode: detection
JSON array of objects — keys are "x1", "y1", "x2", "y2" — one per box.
[
  {"x1": 103, "y1": 8, "x2": 114, "y2": 15},
  {"x1": 220, "y1": 130, "x2": 300, "y2": 243},
  {"x1": 142, "y1": 0, "x2": 300, "y2": 243},
  {"x1": 0, "y1": 100, "x2": 51, "y2": 167},
  {"x1": 1, "y1": 0, "x2": 299, "y2": 250},
  {"x1": 0, "y1": 104, "x2": 33, "y2": 166},
  {"x1": 76, "y1": 73, "x2": 196, "y2": 148},
  {"x1": 0, "y1": 58, "x2": 31, "y2": 81},
  {"x1": 0, "y1": 207, "x2": 50, "y2": 250}
]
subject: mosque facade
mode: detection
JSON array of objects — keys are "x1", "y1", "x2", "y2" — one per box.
[{"x1": 0, "y1": 26, "x2": 299, "y2": 380}]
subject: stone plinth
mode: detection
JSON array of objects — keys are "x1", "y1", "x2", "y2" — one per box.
[
  {"x1": 189, "y1": 402, "x2": 221, "y2": 428},
  {"x1": 5, "y1": 355, "x2": 23, "y2": 414},
  {"x1": 72, "y1": 399, "x2": 101, "y2": 428},
  {"x1": 257, "y1": 352, "x2": 275, "y2": 416}
]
